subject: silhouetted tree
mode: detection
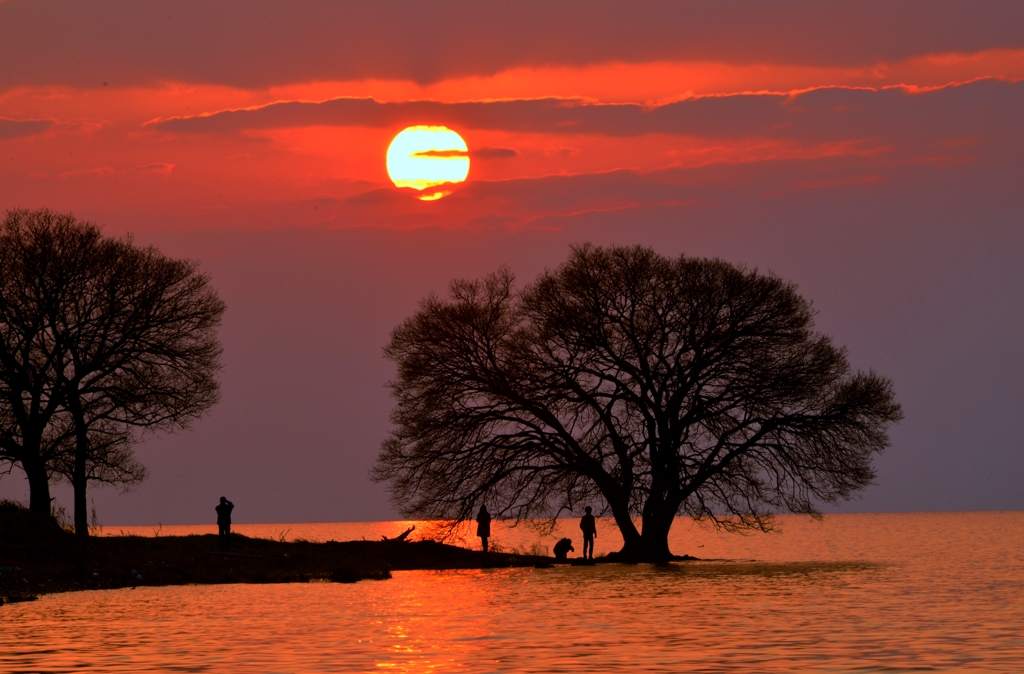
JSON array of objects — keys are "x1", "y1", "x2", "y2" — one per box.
[
  {"x1": 0, "y1": 211, "x2": 81, "y2": 515},
  {"x1": 374, "y1": 244, "x2": 902, "y2": 561},
  {"x1": 50, "y1": 415, "x2": 147, "y2": 503},
  {"x1": 0, "y1": 209, "x2": 225, "y2": 534}
]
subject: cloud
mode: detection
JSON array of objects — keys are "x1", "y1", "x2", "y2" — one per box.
[
  {"x1": 134, "y1": 162, "x2": 174, "y2": 175},
  {"x1": 327, "y1": 153, "x2": 921, "y2": 232},
  {"x1": 3, "y1": 1, "x2": 1023, "y2": 89},
  {"x1": 471, "y1": 147, "x2": 519, "y2": 159},
  {"x1": 55, "y1": 162, "x2": 175, "y2": 179},
  {"x1": 0, "y1": 118, "x2": 53, "y2": 139},
  {"x1": 343, "y1": 187, "x2": 410, "y2": 206},
  {"x1": 57, "y1": 166, "x2": 118, "y2": 179},
  {"x1": 152, "y1": 79, "x2": 1024, "y2": 146},
  {"x1": 411, "y1": 147, "x2": 518, "y2": 159},
  {"x1": 412, "y1": 149, "x2": 467, "y2": 158}
]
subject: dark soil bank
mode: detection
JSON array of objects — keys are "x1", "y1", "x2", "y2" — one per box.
[{"x1": 0, "y1": 505, "x2": 549, "y2": 602}]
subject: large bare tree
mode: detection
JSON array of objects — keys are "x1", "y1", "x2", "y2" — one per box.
[
  {"x1": 0, "y1": 211, "x2": 79, "y2": 514},
  {"x1": 56, "y1": 228, "x2": 224, "y2": 536},
  {"x1": 0, "y1": 209, "x2": 225, "y2": 534},
  {"x1": 374, "y1": 244, "x2": 902, "y2": 561}
]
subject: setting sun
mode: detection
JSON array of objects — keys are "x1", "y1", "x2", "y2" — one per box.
[{"x1": 386, "y1": 126, "x2": 470, "y2": 200}]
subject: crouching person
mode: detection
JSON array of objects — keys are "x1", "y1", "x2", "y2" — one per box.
[{"x1": 553, "y1": 537, "x2": 575, "y2": 560}]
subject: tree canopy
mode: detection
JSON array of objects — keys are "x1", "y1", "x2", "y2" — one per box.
[
  {"x1": 0, "y1": 209, "x2": 225, "y2": 534},
  {"x1": 374, "y1": 244, "x2": 902, "y2": 560}
]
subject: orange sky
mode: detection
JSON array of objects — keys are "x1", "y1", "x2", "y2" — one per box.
[
  {"x1": 3, "y1": 0, "x2": 1024, "y2": 231},
  {"x1": 2, "y1": 1, "x2": 1023, "y2": 524}
]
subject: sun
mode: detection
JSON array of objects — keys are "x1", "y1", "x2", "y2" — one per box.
[{"x1": 386, "y1": 126, "x2": 470, "y2": 201}]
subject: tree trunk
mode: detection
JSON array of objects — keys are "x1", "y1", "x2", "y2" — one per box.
[
  {"x1": 73, "y1": 449, "x2": 89, "y2": 537},
  {"x1": 23, "y1": 456, "x2": 53, "y2": 516},
  {"x1": 68, "y1": 394, "x2": 91, "y2": 537},
  {"x1": 613, "y1": 503, "x2": 676, "y2": 562},
  {"x1": 639, "y1": 512, "x2": 675, "y2": 562},
  {"x1": 607, "y1": 497, "x2": 643, "y2": 558}
]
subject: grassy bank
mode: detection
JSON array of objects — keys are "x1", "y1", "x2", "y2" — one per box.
[{"x1": 0, "y1": 502, "x2": 549, "y2": 603}]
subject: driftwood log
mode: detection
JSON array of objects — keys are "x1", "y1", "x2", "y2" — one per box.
[{"x1": 382, "y1": 526, "x2": 415, "y2": 542}]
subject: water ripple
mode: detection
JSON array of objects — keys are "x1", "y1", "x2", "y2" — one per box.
[{"x1": 3, "y1": 512, "x2": 1023, "y2": 672}]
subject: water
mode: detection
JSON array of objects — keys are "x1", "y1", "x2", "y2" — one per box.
[{"x1": 3, "y1": 512, "x2": 1023, "y2": 672}]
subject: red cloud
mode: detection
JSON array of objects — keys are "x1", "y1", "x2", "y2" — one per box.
[
  {"x1": 412, "y1": 149, "x2": 467, "y2": 158},
  {"x1": 3, "y1": 1, "x2": 1022, "y2": 89},
  {"x1": 471, "y1": 147, "x2": 519, "y2": 159},
  {"x1": 0, "y1": 118, "x2": 53, "y2": 139},
  {"x1": 152, "y1": 79, "x2": 1024, "y2": 148},
  {"x1": 411, "y1": 147, "x2": 518, "y2": 159}
]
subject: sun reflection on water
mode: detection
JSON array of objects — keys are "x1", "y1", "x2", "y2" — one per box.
[{"x1": 4, "y1": 512, "x2": 1024, "y2": 672}]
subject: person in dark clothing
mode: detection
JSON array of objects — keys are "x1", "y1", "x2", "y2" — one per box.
[
  {"x1": 216, "y1": 497, "x2": 234, "y2": 549},
  {"x1": 476, "y1": 505, "x2": 491, "y2": 552},
  {"x1": 553, "y1": 537, "x2": 574, "y2": 560},
  {"x1": 580, "y1": 506, "x2": 597, "y2": 560}
]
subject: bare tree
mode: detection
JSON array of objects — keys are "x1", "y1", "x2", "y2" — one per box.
[
  {"x1": 374, "y1": 244, "x2": 903, "y2": 561},
  {"x1": 0, "y1": 210, "x2": 84, "y2": 515},
  {"x1": 0, "y1": 209, "x2": 225, "y2": 533},
  {"x1": 50, "y1": 413, "x2": 148, "y2": 513},
  {"x1": 56, "y1": 229, "x2": 224, "y2": 536}
]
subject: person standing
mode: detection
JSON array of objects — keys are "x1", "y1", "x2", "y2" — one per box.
[
  {"x1": 216, "y1": 496, "x2": 234, "y2": 549},
  {"x1": 476, "y1": 504, "x2": 492, "y2": 553},
  {"x1": 580, "y1": 506, "x2": 597, "y2": 560}
]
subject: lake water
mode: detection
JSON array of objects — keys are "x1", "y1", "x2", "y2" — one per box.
[{"x1": 3, "y1": 512, "x2": 1023, "y2": 672}]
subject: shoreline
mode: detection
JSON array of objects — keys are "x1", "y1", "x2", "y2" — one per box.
[
  {"x1": 1, "y1": 532, "x2": 700, "y2": 604},
  {"x1": 0, "y1": 531, "x2": 558, "y2": 602},
  {"x1": 1, "y1": 505, "x2": 702, "y2": 603}
]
